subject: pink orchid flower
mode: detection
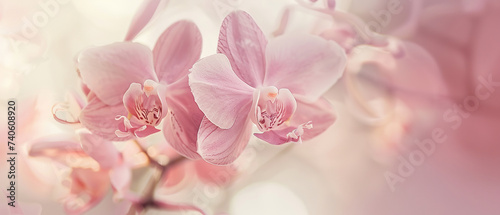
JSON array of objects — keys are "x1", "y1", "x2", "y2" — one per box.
[
  {"x1": 29, "y1": 130, "x2": 132, "y2": 215},
  {"x1": 189, "y1": 11, "x2": 347, "y2": 165},
  {"x1": 77, "y1": 20, "x2": 203, "y2": 159}
]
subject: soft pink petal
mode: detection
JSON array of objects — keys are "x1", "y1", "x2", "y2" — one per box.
[
  {"x1": 319, "y1": 23, "x2": 356, "y2": 52},
  {"x1": 389, "y1": 42, "x2": 447, "y2": 105},
  {"x1": 124, "y1": 0, "x2": 162, "y2": 41},
  {"x1": 156, "y1": 83, "x2": 169, "y2": 120},
  {"x1": 153, "y1": 20, "x2": 202, "y2": 84},
  {"x1": 274, "y1": 89, "x2": 297, "y2": 124},
  {"x1": 163, "y1": 76, "x2": 203, "y2": 159},
  {"x1": 122, "y1": 83, "x2": 144, "y2": 116},
  {"x1": 254, "y1": 122, "x2": 312, "y2": 145},
  {"x1": 272, "y1": 6, "x2": 291, "y2": 37},
  {"x1": 263, "y1": 34, "x2": 347, "y2": 102},
  {"x1": 160, "y1": 159, "x2": 190, "y2": 190},
  {"x1": 109, "y1": 162, "x2": 132, "y2": 199},
  {"x1": 198, "y1": 112, "x2": 253, "y2": 165},
  {"x1": 78, "y1": 42, "x2": 157, "y2": 106},
  {"x1": 64, "y1": 168, "x2": 110, "y2": 215},
  {"x1": 217, "y1": 10, "x2": 267, "y2": 87},
  {"x1": 189, "y1": 54, "x2": 254, "y2": 129},
  {"x1": 256, "y1": 97, "x2": 336, "y2": 144},
  {"x1": 78, "y1": 130, "x2": 120, "y2": 169},
  {"x1": 135, "y1": 125, "x2": 161, "y2": 138},
  {"x1": 28, "y1": 135, "x2": 90, "y2": 166},
  {"x1": 154, "y1": 199, "x2": 206, "y2": 215},
  {"x1": 115, "y1": 116, "x2": 161, "y2": 138},
  {"x1": 81, "y1": 81, "x2": 91, "y2": 97},
  {"x1": 79, "y1": 97, "x2": 131, "y2": 141},
  {"x1": 28, "y1": 135, "x2": 82, "y2": 156},
  {"x1": 347, "y1": 42, "x2": 447, "y2": 106},
  {"x1": 193, "y1": 160, "x2": 237, "y2": 185},
  {"x1": 291, "y1": 98, "x2": 336, "y2": 140}
]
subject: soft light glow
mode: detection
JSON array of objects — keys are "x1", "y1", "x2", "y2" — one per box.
[{"x1": 230, "y1": 182, "x2": 309, "y2": 215}]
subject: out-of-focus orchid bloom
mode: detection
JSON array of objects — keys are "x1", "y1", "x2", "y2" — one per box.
[
  {"x1": 282, "y1": 0, "x2": 447, "y2": 108},
  {"x1": 28, "y1": 130, "x2": 133, "y2": 215},
  {"x1": 0, "y1": 95, "x2": 77, "y2": 202},
  {"x1": 77, "y1": 20, "x2": 203, "y2": 159},
  {"x1": 401, "y1": 0, "x2": 500, "y2": 154},
  {"x1": 189, "y1": 10, "x2": 347, "y2": 165},
  {"x1": 271, "y1": 0, "x2": 449, "y2": 162}
]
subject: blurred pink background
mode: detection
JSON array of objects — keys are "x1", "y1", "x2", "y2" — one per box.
[{"x1": 1, "y1": 0, "x2": 500, "y2": 214}]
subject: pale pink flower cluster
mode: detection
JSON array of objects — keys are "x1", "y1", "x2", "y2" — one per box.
[
  {"x1": 26, "y1": 0, "x2": 347, "y2": 214},
  {"x1": 13, "y1": 0, "x2": 500, "y2": 214}
]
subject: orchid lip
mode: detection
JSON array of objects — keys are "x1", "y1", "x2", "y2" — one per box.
[
  {"x1": 253, "y1": 86, "x2": 297, "y2": 132},
  {"x1": 125, "y1": 80, "x2": 165, "y2": 127},
  {"x1": 114, "y1": 80, "x2": 168, "y2": 138}
]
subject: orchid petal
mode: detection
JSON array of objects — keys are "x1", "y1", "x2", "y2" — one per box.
[
  {"x1": 78, "y1": 130, "x2": 120, "y2": 169},
  {"x1": 189, "y1": 54, "x2": 254, "y2": 129},
  {"x1": 197, "y1": 112, "x2": 253, "y2": 165},
  {"x1": 255, "y1": 97, "x2": 336, "y2": 144},
  {"x1": 290, "y1": 98, "x2": 336, "y2": 140},
  {"x1": 135, "y1": 125, "x2": 161, "y2": 138},
  {"x1": 160, "y1": 160, "x2": 190, "y2": 190},
  {"x1": 217, "y1": 10, "x2": 267, "y2": 87},
  {"x1": 78, "y1": 42, "x2": 157, "y2": 106},
  {"x1": 263, "y1": 34, "x2": 347, "y2": 102},
  {"x1": 122, "y1": 83, "x2": 144, "y2": 117},
  {"x1": 28, "y1": 135, "x2": 82, "y2": 157},
  {"x1": 193, "y1": 160, "x2": 237, "y2": 185},
  {"x1": 109, "y1": 162, "x2": 132, "y2": 199},
  {"x1": 274, "y1": 89, "x2": 297, "y2": 124},
  {"x1": 254, "y1": 122, "x2": 312, "y2": 145},
  {"x1": 115, "y1": 116, "x2": 161, "y2": 138},
  {"x1": 28, "y1": 135, "x2": 90, "y2": 166},
  {"x1": 163, "y1": 76, "x2": 203, "y2": 159},
  {"x1": 154, "y1": 20, "x2": 202, "y2": 84},
  {"x1": 79, "y1": 97, "x2": 130, "y2": 141},
  {"x1": 347, "y1": 42, "x2": 446, "y2": 106},
  {"x1": 124, "y1": 0, "x2": 162, "y2": 41},
  {"x1": 154, "y1": 199, "x2": 206, "y2": 215},
  {"x1": 64, "y1": 168, "x2": 109, "y2": 215}
]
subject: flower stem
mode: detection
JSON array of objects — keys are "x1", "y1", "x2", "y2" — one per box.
[{"x1": 128, "y1": 139, "x2": 187, "y2": 214}]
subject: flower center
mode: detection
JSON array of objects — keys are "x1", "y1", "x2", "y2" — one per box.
[
  {"x1": 134, "y1": 94, "x2": 162, "y2": 126},
  {"x1": 122, "y1": 80, "x2": 166, "y2": 127},
  {"x1": 253, "y1": 86, "x2": 297, "y2": 132}
]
